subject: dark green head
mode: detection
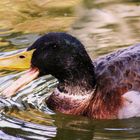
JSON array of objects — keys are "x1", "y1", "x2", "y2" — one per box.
[{"x1": 27, "y1": 32, "x2": 95, "y2": 85}]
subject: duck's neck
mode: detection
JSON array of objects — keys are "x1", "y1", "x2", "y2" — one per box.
[
  {"x1": 47, "y1": 65, "x2": 123, "y2": 119},
  {"x1": 47, "y1": 68, "x2": 96, "y2": 115},
  {"x1": 51, "y1": 53, "x2": 96, "y2": 89},
  {"x1": 59, "y1": 71, "x2": 96, "y2": 93}
]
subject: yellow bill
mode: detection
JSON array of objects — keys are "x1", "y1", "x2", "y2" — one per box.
[
  {"x1": 0, "y1": 49, "x2": 40, "y2": 98},
  {"x1": 0, "y1": 49, "x2": 35, "y2": 70}
]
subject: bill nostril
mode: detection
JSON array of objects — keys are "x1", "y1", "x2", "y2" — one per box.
[{"x1": 19, "y1": 55, "x2": 25, "y2": 59}]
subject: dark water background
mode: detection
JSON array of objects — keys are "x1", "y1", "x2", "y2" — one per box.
[{"x1": 0, "y1": 0, "x2": 140, "y2": 139}]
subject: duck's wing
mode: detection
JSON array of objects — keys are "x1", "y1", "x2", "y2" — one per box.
[
  {"x1": 90, "y1": 44, "x2": 140, "y2": 118},
  {"x1": 94, "y1": 43, "x2": 140, "y2": 93}
]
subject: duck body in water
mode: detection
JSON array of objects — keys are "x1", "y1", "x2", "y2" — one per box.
[{"x1": 1, "y1": 32, "x2": 140, "y2": 119}]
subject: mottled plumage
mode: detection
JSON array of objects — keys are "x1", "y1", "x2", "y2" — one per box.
[
  {"x1": 90, "y1": 44, "x2": 140, "y2": 118},
  {"x1": 29, "y1": 33, "x2": 139, "y2": 119},
  {"x1": 47, "y1": 42, "x2": 140, "y2": 119}
]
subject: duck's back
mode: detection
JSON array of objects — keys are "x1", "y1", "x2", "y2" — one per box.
[
  {"x1": 89, "y1": 44, "x2": 140, "y2": 119},
  {"x1": 94, "y1": 43, "x2": 140, "y2": 92}
]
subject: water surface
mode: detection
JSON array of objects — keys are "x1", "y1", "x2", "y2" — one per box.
[{"x1": 0, "y1": 0, "x2": 140, "y2": 139}]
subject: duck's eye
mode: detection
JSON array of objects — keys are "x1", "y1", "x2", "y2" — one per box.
[
  {"x1": 44, "y1": 42, "x2": 48, "y2": 45},
  {"x1": 53, "y1": 45, "x2": 57, "y2": 48},
  {"x1": 19, "y1": 55, "x2": 25, "y2": 59}
]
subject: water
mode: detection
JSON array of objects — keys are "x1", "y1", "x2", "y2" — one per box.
[{"x1": 0, "y1": 0, "x2": 140, "y2": 139}]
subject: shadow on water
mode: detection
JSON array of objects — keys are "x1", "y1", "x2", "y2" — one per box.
[{"x1": 0, "y1": 0, "x2": 140, "y2": 139}]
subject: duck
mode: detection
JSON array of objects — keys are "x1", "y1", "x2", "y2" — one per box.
[{"x1": 0, "y1": 32, "x2": 140, "y2": 119}]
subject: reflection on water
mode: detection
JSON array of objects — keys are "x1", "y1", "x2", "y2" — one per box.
[
  {"x1": 0, "y1": 0, "x2": 140, "y2": 139},
  {"x1": 71, "y1": 0, "x2": 140, "y2": 57},
  {"x1": 0, "y1": 112, "x2": 57, "y2": 140},
  {"x1": 0, "y1": 0, "x2": 80, "y2": 33}
]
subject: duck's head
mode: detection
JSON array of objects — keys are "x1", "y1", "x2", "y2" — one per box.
[
  {"x1": 0, "y1": 33, "x2": 95, "y2": 97},
  {"x1": 27, "y1": 32, "x2": 95, "y2": 81}
]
